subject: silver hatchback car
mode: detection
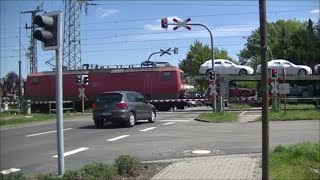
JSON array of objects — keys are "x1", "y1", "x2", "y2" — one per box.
[{"x1": 92, "y1": 91, "x2": 156, "y2": 128}]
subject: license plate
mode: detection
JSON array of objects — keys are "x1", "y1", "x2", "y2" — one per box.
[{"x1": 102, "y1": 112, "x2": 111, "y2": 116}]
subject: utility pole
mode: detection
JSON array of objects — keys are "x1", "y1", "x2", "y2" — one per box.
[
  {"x1": 21, "y1": 4, "x2": 44, "y2": 74},
  {"x1": 259, "y1": 0, "x2": 269, "y2": 179},
  {"x1": 19, "y1": 12, "x2": 22, "y2": 112},
  {"x1": 63, "y1": 0, "x2": 96, "y2": 70}
]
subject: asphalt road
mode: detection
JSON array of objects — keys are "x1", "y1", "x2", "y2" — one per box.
[{"x1": 1, "y1": 106, "x2": 319, "y2": 176}]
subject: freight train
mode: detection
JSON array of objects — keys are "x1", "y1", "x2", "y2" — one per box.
[{"x1": 25, "y1": 64, "x2": 194, "y2": 111}]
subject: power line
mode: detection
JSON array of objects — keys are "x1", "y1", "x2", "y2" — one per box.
[
  {"x1": 98, "y1": 3, "x2": 317, "y2": 7},
  {"x1": 84, "y1": 43, "x2": 244, "y2": 53},
  {"x1": 87, "y1": 9, "x2": 312, "y2": 24},
  {"x1": 84, "y1": 36, "x2": 246, "y2": 46}
]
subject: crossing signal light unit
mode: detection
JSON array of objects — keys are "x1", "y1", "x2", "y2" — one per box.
[
  {"x1": 271, "y1": 68, "x2": 278, "y2": 78},
  {"x1": 83, "y1": 75, "x2": 89, "y2": 85},
  {"x1": 161, "y1": 18, "x2": 168, "y2": 29},
  {"x1": 209, "y1": 71, "x2": 216, "y2": 80},
  {"x1": 76, "y1": 75, "x2": 82, "y2": 84},
  {"x1": 33, "y1": 11, "x2": 61, "y2": 51}
]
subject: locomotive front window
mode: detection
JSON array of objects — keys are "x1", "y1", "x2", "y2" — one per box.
[
  {"x1": 31, "y1": 77, "x2": 38, "y2": 85},
  {"x1": 162, "y1": 72, "x2": 172, "y2": 80}
]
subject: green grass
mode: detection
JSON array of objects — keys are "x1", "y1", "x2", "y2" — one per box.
[
  {"x1": 280, "y1": 103, "x2": 318, "y2": 110},
  {"x1": 4, "y1": 155, "x2": 144, "y2": 180},
  {"x1": 270, "y1": 142, "x2": 320, "y2": 180},
  {"x1": 255, "y1": 109, "x2": 320, "y2": 121},
  {"x1": 0, "y1": 112, "x2": 86, "y2": 127},
  {"x1": 228, "y1": 103, "x2": 252, "y2": 110},
  {"x1": 196, "y1": 112, "x2": 238, "y2": 123}
]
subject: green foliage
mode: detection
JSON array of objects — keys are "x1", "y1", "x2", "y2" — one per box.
[
  {"x1": 36, "y1": 173, "x2": 61, "y2": 180},
  {"x1": 269, "y1": 110, "x2": 320, "y2": 121},
  {"x1": 0, "y1": 113, "x2": 84, "y2": 127},
  {"x1": 114, "y1": 155, "x2": 141, "y2": 176},
  {"x1": 196, "y1": 112, "x2": 238, "y2": 122},
  {"x1": 270, "y1": 142, "x2": 320, "y2": 179},
  {"x1": 79, "y1": 163, "x2": 116, "y2": 180},
  {"x1": 178, "y1": 40, "x2": 233, "y2": 76},
  {"x1": 228, "y1": 103, "x2": 252, "y2": 110},
  {"x1": 239, "y1": 18, "x2": 320, "y2": 68},
  {"x1": 256, "y1": 109, "x2": 320, "y2": 121},
  {"x1": 238, "y1": 81, "x2": 257, "y2": 89},
  {"x1": 0, "y1": 172, "x2": 27, "y2": 180}
]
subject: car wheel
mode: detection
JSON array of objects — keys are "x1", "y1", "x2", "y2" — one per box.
[
  {"x1": 148, "y1": 110, "x2": 156, "y2": 123},
  {"x1": 95, "y1": 120, "x2": 104, "y2": 129},
  {"x1": 239, "y1": 69, "x2": 247, "y2": 75},
  {"x1": 241, "y1": 91, "x2": 250, "y2": 97},
  {"x1": 298, "y1": 69, "x2": 307, "y2": 76},
  {"x1": 127, "y1": 112, "x2": 136, "y2": 127}
]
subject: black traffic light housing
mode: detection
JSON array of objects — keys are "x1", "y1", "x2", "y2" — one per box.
[
  {"x1": 161, "y1": 18, "x2": 168, "y2": 29},
  {"x1": 174, "y1": 47, "x2": 178, "y2": 54},
  {"x1": 33, "y1": 11, "x2": 61, "y2": 51},
  {"x1": 209, "y1": 71, "x2": 215, "y2": 80},
  {"x1": 76, "y1": 75, "x2": 82, "y2": 84},
  {"x1": 83, "y1": 75, "x2": 89, "y2": 85},
  {"x1": 271, "y1": 68, "x2": 278, "y2": 78}
]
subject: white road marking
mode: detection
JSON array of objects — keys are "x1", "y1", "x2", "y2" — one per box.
[
  {"x1": 107, "y1": 135, "x2": 130, "y2": 142},
  {"x1": 163, "y1": 122, "x2": 176, "y2": 125},
  {"x1": 26, "y1": 128, "x2": 73, "y2": 137},
  {"x1": 240, "y1": 110, "x2": 247, "y2": 116},
  {"x1": 159, "y1": 120, "x2": 190, "y2": 122},
  {"x1": 53, "y1": 147, "x2": 89, "y2": 158},
  {"x1": 139, "y1": 127, "x2": 157, "y2": 132},
  {"x1": 0, "y1": 168, "x2": 21, "y2": 175}
]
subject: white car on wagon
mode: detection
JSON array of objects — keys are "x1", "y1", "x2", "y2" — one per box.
[
  {"x1": 256, "y1": 59, "x2": 312, "y2": 76},
  {"x1": 199, "y1": 59, "x2": 254, "y2": 75}
]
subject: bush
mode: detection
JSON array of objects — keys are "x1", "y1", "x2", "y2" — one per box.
[
  {"x1": 80, "y1": 163, "x2": 116, "y2": 180},
  {"x1": 114, "y1": 155, "x2": 141, "y2": 176}
]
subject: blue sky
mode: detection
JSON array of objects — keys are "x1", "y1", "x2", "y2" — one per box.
[{"x1": 1, "y1": 0, "x2": 319, "y2": 79}]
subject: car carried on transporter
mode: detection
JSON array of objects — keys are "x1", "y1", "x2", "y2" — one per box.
[
  {"x1": 256, "y1": 59, "x2": 313, "y2": 76},
  {"x1": 92, "y1": 91, "x2": 156, "y2": 128},
  {"x1": 199, "y1": 59, "x2": 254, "y2": 75}
]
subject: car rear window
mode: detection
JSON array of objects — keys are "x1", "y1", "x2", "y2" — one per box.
[{"x1": 96, "y1": 93, "x2": 123, "y2": 103}]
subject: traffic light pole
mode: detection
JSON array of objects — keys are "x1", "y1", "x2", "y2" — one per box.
[
  {"x1": 56, "y1": 44, "x2": 65, "y2": 176},
  {"x1": 54, "y1": 12, "x2": 64, "y2": 176},
  {"x1": 187, "y1": 23, "x2": 217, "y2": 112}
]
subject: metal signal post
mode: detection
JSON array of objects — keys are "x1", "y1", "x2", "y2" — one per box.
[
  {"x1": 166, "y1": 18, "x2": 218, "y2": 112},
  {"x1": 33, "y1": 11, "x2": 65, "y2": 176}
]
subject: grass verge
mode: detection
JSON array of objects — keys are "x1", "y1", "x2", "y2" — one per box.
[
  {"x1": 256, "y1": 109, "x2": 320, "y2": 121},
  {"x1": 270, "y1": 142, "x2": 320, "y2": 180},
  {"x1": 0, "y1": 112, "x2": 86, "y2": 127},
  {"x1": 0, "y1": 155, "x2": 169, "y2": 180},
  {"x1": 196, "y1": 112, "x2": 238, "y2": 123},
  {"x1": 228, "y1": 103, "x2": 252, "y2": 110}
]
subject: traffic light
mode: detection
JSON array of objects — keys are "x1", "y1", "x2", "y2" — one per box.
[
  {"x1": 33, "y1": 11, "x2": 61, "y2": 51},
  {"x1": 76, "y1": 75, "x2": 82, "y2": 84},
  {"x1": 209, "y1": 71, "x2": 215, "y2": 80},
  {"x1": 271, "y1": 68, "x2": 278, "y2": 78},
  {"x1": 174, "y1": 47, "x2": 179, "y2": 54},
  {"x1": 83, "y1": 75, "x2": 89, "y2": 85},
  {"x1": 161, "y1": 18, "x2": 168, "y2": 29}
]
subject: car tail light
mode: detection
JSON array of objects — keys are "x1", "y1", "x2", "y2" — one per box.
[
  {"x1": 92, "y1": 103, "x2": 97, "y2": 109},
  {"x1": 116, "y1": 102, "x2": 127, "y2": 109}
]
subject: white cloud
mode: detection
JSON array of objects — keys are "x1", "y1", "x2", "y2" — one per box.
[
  {"x1": 309, "y1": 9, "x2": 320, "y2": 14},
  {"x1": 97, "y1": 7, "x2": 119, "y2": 18}
]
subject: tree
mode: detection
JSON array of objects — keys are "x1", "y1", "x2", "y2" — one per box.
[
  {"x1": 238, "y1": 19, "x2": 320, "y2": 68},
  {"x1": 178, "y1": 40, "x2": 233, "y2": 76},
  {"x1": 1, "y1": 71, "x2": 19, "y2": 96}
]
